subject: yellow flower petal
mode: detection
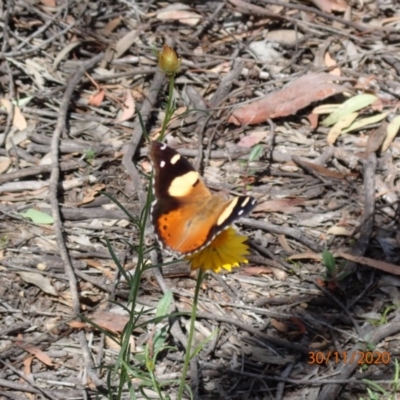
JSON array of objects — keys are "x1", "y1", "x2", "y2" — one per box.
[{"x1": 186, "y1": 227, "x2": 250, "y2": 273}]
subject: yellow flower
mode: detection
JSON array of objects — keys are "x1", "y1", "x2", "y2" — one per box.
[
  {"x1": 186, "y1": 227, "x2": 250, "y2": 273},
  {"x1": 158, "y1": 44, "x2": 181, "y2": 75}
]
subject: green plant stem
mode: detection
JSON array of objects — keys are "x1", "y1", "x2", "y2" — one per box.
[
  {"x1": 177, "y1": 269, "x2": 205, "y2": 400},
  {"x1": 112, "y1": 192, "x2": 152, "y2": 399},
  {"x1": 150, "y1": 369, "x2": 164, "y2": 400},
  {"x1": 159, "y1": 74, "x2": 175, "y2": 141}
]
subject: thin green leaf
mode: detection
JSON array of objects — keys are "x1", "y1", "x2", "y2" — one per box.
[
  {"x1": 363, "y1": 379, "x2": 389, "y2": 395},
  {"x1": 322, "y1": 250, "x2": 336, "y2": 275},
  {"x1": 105, "y1": 237, "x2": 131, "y2": 283},
  {"x1": 137, "y1": 109, "x2": 149, "y2": 141},
  {"x1": 156, "y1": 290, "x2": 173, "y2": 318},
  {"x1": 102, "y1": 192, "x2": 139, "y2": 225},
  {"x1": 153, "y1": 326, "x2": 169, "y2": 355},
  {"x1": 135, "y1": 311, "x2": 188, "y2": 330},
  {"x1": 191, "y1": 329, "x2": 218, "y2": 359}
]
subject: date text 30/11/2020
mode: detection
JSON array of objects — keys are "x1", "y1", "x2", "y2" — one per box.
[{"x1": 308, "y1": 351, "x2": 391, "y2": 365}]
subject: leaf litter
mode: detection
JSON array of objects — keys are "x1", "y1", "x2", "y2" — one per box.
[{"x1": 1, "y1": 1, "x2": 400, "y2": 399}]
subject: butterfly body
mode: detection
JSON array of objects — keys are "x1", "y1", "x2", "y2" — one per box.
[{"x1": 149, "y1": 141, "x2": 256, "y2": 255}]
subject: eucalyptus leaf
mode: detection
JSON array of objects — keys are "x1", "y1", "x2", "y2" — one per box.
[
  {"x1": 14, "y1": 96, "x2": 33, "y2": 108},
  {"x1": 342, "y1": 112, "x2": 388, "y2": 134},
  {"x1": 249, "y1": 144, "x2": 263, "y2": 162},
  {"x1": 322, "y1": 94, "x2": 378, "y2": 127},
  {"x1": 20, "y1": 209, "x2": 54, "y2": 224},
  {"x1": 326, "y1": 112, "x2": 358, "y2": 144},
  {"x1": 18, "y1": 271, "x2": 58, "y2": 296},
  {"x1": 312, "y1": 104, "x2": 340, "y2": 115}
]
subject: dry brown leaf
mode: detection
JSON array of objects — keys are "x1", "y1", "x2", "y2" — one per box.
[
  {"x1": 382, "y1": 115, "x2": 400, "y2": 152},
  {"x1": 26, "y1": 391, "x2": 35, "y2": 400},
  {"x1": 366, "y1": 122, "x2": 388, "y2": 155},
  {"x1": 354, "y1": 76, "x2": 378, "y2": 91},
  {"x1": 84, "y1": 259, "x2": 114, "y2": 279},
  {"x1": 278, "y1": 234, "x2": 293, "y2": 253},
  {"x1": 307, "y1": 0, "x2": 347, "y2": 12},
  {"x1": 115, "y1": 30, "x2": 139, "y2": 59},
  {"x1": 336, "y1": 251, "x2": 400, "y2": 275},
  {"x1": 0, "y1": 99, "x2": 27, "y2": 130},
  {"x1": 71, "y1": 183, "x2": 106, "y2": 206},
  {"x1": 254, "y1": 198, "x2": 306, "y2": 213},
  {"x1": 116, "y1": 89, "x2": 135, "y2": 122},
  {"x1": 326, "y1": 226, "x2": 353, "y2": 236},
  {"x1": 309, "y1": 338, "x2": 329, "y2": 349},
  {"x1": 324, "y1": 52, "x2": 341, "y2": 76},
  {"x1": 307, "y1": 112, "x2": 319, "y2": 129},
  {"x1": 229, "y1": 73, "x2": 349, "y2": 126},
  {"x1": 157, "y1": 6, "x2": 201, "y2": 26},
  {"x1": 209, "y1": 62, "x2": 231, "y2": 74},
  {"x1": 68, "y1": 320, "x2": 86, "y2": 329},
  {"x1": 308, "y1": 0, "x2": 333, "y2": 12},
  {"x1": 91, "y1": 311, "x2": 130, "y2": 333},
  {"x1": 53, "y1": 41, "x2": 81, "y2": 69},
  {"x1": 290, "y1": 317, "x2": 306, "y2": 334},
  {"x1": 237, "y1": 130, "x2": 267, "y2": 147},
  {"x1": 88, "y1": 89, "x2": 105, "y2": 107},
  {"x1": 272, "y1": 268, "x2": 287, "y2": 281},
  {"x1": 288, "y1": 252, "x2": 322, "y2": 262},
  {"x1": 18, "y1": 271, "x2": 58, "y2": 296},
  {"x1": 105, "y1": 336, "x2": 121, "y2": 351},
  {"x1": 0, "y1": 156, "x2": 11, "y2": 174},
  {"x1": 271, "y1": 319, "x2": 288, "y2": 333},
  {"x1": 371, "y1": 98, "x2": 384, "y2": 112},
  {"x1": 265, "y1": 30, "x2": 304, "y2": 45},
  {"x1": 293, "y1": 158, "x2": 354, "y2": 180},
  {"x1": 240, "y1": 266, "x2": 273, "y2": 275},
  {"x1": 330, "y1": 0, "x2": 348, "y2": 11},
  {"x1": 141, "y1": 159, "x2": 152, "y2": 174},
  {"x1": 105, "y1": 335, "x2": 136, "y2": 352},
  {"x1": 23, "y1": 356, "x2": 34, "y2": 376},
  {"x1": 16, "y1": 336, "x2": 54, "y2": 367},
  {"x1": 27, "y1": 347, "x2": 54, "y2": 367},
  {"x1": 39, "y1": 0, "x2": 56, "y2": 6},
  {"x1": 102, "y1": 17, "x2": 122, "y2": 35}
]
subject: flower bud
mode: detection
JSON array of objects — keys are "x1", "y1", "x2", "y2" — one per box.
[{"x1": 158, "y1": 44, "x2": 181, "y2": 75}]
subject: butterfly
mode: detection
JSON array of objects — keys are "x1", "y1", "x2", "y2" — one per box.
[{"x1": 149, "y1": 141, "x2": 256, "y2": 255}]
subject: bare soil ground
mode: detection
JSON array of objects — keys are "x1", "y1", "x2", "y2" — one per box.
[{"x1": 1, "y1": 1, "x2": 400, "y2": 399}]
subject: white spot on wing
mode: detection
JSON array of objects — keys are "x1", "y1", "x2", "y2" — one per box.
[
  {"x1": 170, "y1": 154, "x2": 181, "y2": 165},
  {"x1": 160, "y1": 160, "x2": 166, "y2": 168}
]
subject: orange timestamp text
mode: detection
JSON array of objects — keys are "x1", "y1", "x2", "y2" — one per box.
[{"x1": 308, "y1": 351, "x2": 391, "y2": 365}]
